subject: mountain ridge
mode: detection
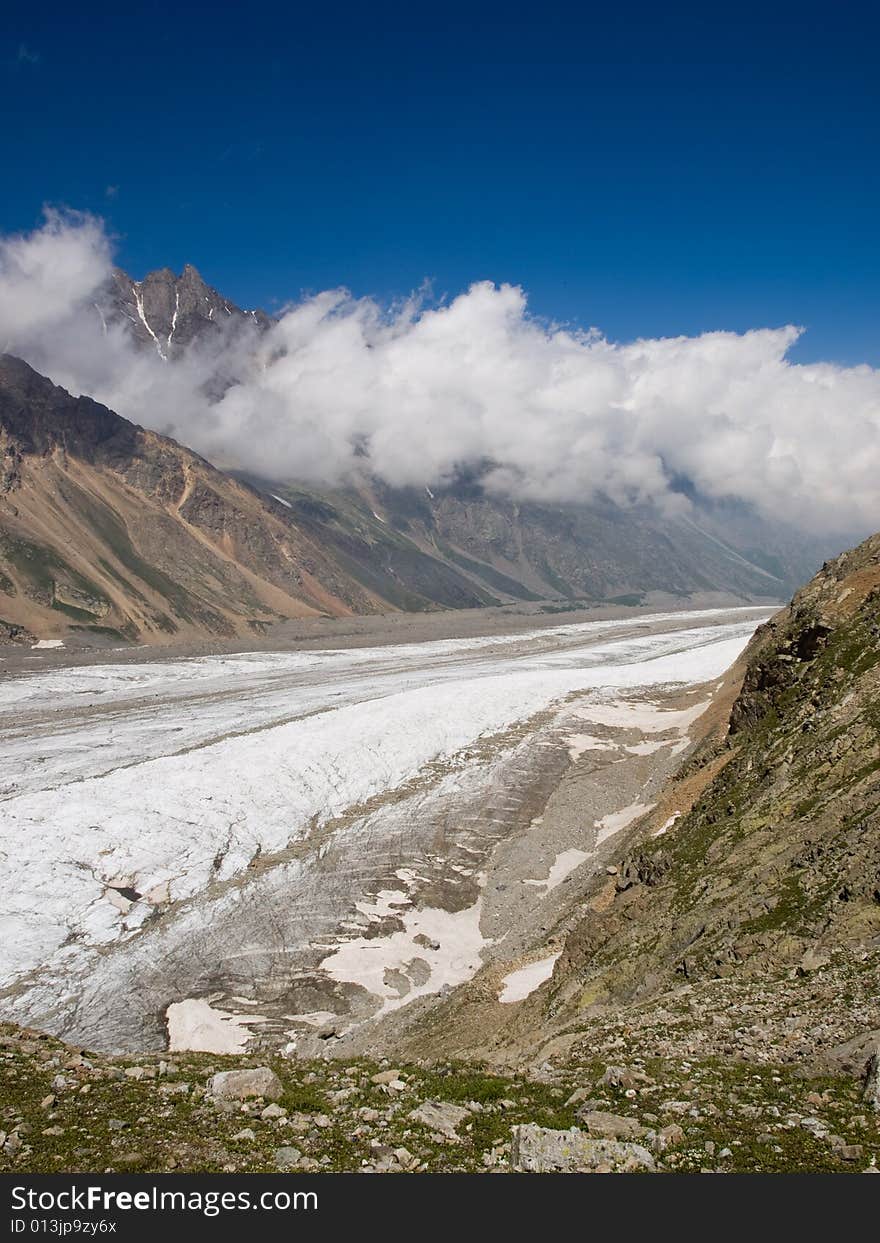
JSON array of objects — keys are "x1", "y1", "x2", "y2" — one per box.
[
  {"x1": 104, "y1": 263, "x2": 271, "y2": 359},
  {"x1": 0, "y1": 354, "x2": 395, "y2": 643}
]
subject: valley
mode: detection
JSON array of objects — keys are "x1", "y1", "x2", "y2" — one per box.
[
  {"x1": 0, "y1": 606, "x2": 766, "y2": 1056},
  {"x1": 2, "y1": 9, "x2": 877, "y2": 1187}
]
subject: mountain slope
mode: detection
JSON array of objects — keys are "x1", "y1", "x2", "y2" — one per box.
[
  {"x1": 371, "y1": 477, "x2": 820, "y2": 600},
  {"x1": 553, "y1": 532, "x2": 880, "y2": 1009},
  {"x1": 382, "y1": 533, "x2": 880, "y2": 1070},
  {"x1": 0, "y1": 355, "x2": 402, "y2": 643},
  {"x1": 242, "y1": 471, "x2": 822, "y2": 613}
]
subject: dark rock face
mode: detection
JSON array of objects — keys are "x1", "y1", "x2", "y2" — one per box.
[
  {"x1": 731, "y1": 537, "x2": 880, "y2": 733},
  {"x1": 104, "y1": 264, "x2": 271, "y2": 357},
  {"x1": 0, "y1": 353, "x2": 137, "y2": 466}
]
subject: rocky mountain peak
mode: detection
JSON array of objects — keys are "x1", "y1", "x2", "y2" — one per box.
[
  {"x1": 103, "y1": 264, "x2": 271, "y2": 358},
  {"x1": 0, "y1": 353, "x2": 134, "y2": 468}
]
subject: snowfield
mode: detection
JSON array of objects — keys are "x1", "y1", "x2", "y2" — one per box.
[{"x1": 0, "y1": 608, "x2": 767, "y2": 1044}]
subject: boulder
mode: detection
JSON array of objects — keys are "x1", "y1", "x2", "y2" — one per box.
[
  {"x1": 408, "y1": 1100, "x2": 470, "y2": 1140},
  {"x1": 371, "y1": 1069, "x2": 402, "y2": 1085},
  {"x1": 207, "y1": 1067, "x2": 283, "y2": 1102},
  {"x1": 599, "y1": 1065, "x2": 636, "y2": 1090},
  {"x1": 656, "y1": 1122, "x2": 685, "y2": 1149},
  {"x1": 578, "y1": 1110, "x2": 647, "y2": 1140},
  {"x1": 863, "y1": 1049, "x2": 880, "y2": 1113},
  {"x1": 511, "y1": 1124, "x2": 655, "y2": 1173},
  {"x1": 797, "y1": 947, "x2": 831, "y2": 974}
]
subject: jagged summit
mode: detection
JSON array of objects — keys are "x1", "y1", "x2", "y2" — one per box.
[{"x1": 104, "y1": 263, "x2": 271, "y2": 358}]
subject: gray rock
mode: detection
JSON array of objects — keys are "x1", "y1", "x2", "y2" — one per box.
[
  {"x1": 207, "y1": 1067, "x2": 283, "y2": 1102},
  {"x1": 371, "y1": 1069, "x2": 402, "y2": 1085},
  {"x1": 599, "y1": 1065, "x2": 635, "y2": 1090},
  {"x1": 800, "y1": 1117, "x2": 827, "y2": 1137},
  {"x1": 578, "y1": 1110, "x2": 647, "y2": 1140},
  {"x1": 798, "y1": 947, "x2": 831, "y2": 974},
  {"x1": 656, "y1": 1122, "x2": 685, "y2": 1149},
  {"x1": 275, "y1": 1146, "x2": 303, "y2": 1170},
  {"x1": 159, "y1": 1082, "x2": 190, "y2": 1096},
  {"x1": 366, "y1": 1141, "x2": 398, "y2": 1172},
  {"x1": 511, "y1": 1124, "x2": 655, "y2": 1173},
  {"x1": 863, "y1": 1049, "x2": 880, "y2": 1113},
  {"x1": 408, "y1": 1100, "x2": 470, "y2": 1140},
  {"x1": 819, "y1": 1029, "x2": 880, "y2": 1076}
]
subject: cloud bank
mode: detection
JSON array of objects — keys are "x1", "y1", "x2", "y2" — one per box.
[{"x1": 1, "y1": 211, "x2": 878, "y2": 536}]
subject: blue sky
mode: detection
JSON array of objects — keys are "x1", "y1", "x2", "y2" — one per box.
[{"x1": 3, "y1": 1, "x2": 878, "y2": 364}]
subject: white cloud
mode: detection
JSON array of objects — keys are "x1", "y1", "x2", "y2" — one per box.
[
  {"x1": 0, "y1": 209, "x2": 109, "y2": 337},
  {"x1": 1, "y1": 211, "x2": 878, "y2": 536}
]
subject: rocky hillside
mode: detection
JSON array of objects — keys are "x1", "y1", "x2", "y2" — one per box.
[
  {"x1": 1, "y1": 354, "x2": 567, "y2": 645},
  {"x1": 385, "y1": 534, "x2": 880, "y2": 1092},
  {"x1": 0, "y1": 355, "x2": 398, "y2": 644},
  {"x1": 0, "y1": 351, "x2": 804, "y2": 649},
  {"x1": 365, "y1": 477, "x2": 819, "y2": 601},
  {"x1": 1, "y1": 1021, "x2": 877, "y2": 1174},
  {"x1": 550, "y1": 532, "x2": 880, "y2": 1016},
  {"x1": 238, "y1": 471, "x2": 823, "y2": 616}
]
